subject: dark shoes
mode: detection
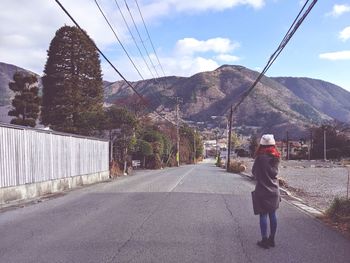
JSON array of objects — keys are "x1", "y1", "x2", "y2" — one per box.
[
  {"x1": 267, "y1": 236, "x2": 275, "y2": 247},
  {"x1": 257, "y1": 237, "x2": 269, "y2": 249},
  {"x1": 257, "y1": 236, "x2": 275, "y2": 249}
]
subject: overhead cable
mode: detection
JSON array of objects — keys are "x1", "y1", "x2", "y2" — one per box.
[
  {"x1": 94, "y1": 0, "x2": 145, "y2": 80},
  {"x1": 226, "y1": 0, "x2": 318, "y2": 170},
  {"x1": 124, "y1": 0, "x2": 160, "y2": 78},
  {"x1": 94, "y1": 0, "x2": 167, "y2": 112},
  {"x1": 114, "y1": 0, "x2": 174, "y2": 109},
  {"x1": 114, "y1": 0, "x2": 155, "y2": 79},
  {"x1": 134, "y1": 0, "x2": 167, "y2": 77},
  {"x1": 54, "y1": 0, "x2": 176, "y2": 126},
  {"x1": 231, "y1": 0, "x2": 318, "y2": 114}
]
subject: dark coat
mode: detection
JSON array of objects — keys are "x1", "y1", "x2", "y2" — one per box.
[{"x1": 252, "y1": 154, "x2": 280, "y2": 214}]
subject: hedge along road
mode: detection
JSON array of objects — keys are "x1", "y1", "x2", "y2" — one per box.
[{"x1": 0, "y1": 160, "x2": 349, "y2": 263}]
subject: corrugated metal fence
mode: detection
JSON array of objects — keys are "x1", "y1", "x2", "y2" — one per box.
[{"x1": 0, "y1": 123, "x2": 109, "y2": 188}]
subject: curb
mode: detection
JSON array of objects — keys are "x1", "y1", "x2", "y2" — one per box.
[{"x1": 239, "y1": 171, "x2": 324, "y2": 217}]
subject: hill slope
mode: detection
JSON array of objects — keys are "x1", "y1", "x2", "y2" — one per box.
[
  {"x1": 273, "y1": 77, "x2": 350, "y2": 123},
  {"x1": 0, "y1": 62, "x2": 40, "y2": 106},
  {"x1": 2, "y1": 62, "x2": 349, "y2": 138},
  {"x1": 105, "y1": 65, "x2": 334, "y2": 137}
]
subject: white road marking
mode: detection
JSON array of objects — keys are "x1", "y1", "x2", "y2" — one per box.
[
  {"x1": 169, "y1": 166, "x2": 195, "y2": 192},
  {"x1": 290, "y1": 201, "x2": 323, "y2": 216}
]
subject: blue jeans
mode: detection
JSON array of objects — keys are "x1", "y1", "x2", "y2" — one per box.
[{"x1": 259, "y1": 211, "x2": 277, "y2": 238}]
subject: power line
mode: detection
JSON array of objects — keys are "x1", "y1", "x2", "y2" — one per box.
[
  {"x1": 231, "y1": 0, "x2": 318, "y2": 114},
  {"x1": 129, "y1": 0, "x2": 179, "y2": 112},
  {"x1": 133, "y1": 0, "x2": 173, "y2": 103},
  {"x1": 113, "y1": 0, "x2": 168, "y2": 109},
  {"x1": 226, "y1": 0, "x2": 318, "y2": 170},
  {"x1": 265, "y1": 0, "x2": 311, "y2": 74},
  {"x1": 114, "y1": 0, "x2": 155, "y2": 79},
  {"x1": 94, "y1": 0, "x2": 166, "y2": 112},
  {"x1": 261, "y1": 0, "x2": 314, "y2": 77},
  {"x1": 94, "y1": 0, "x2": 145, "y2": 80},
  {"x1": 134, "y1": 0, "x2": 166, "y2": 77},
  {"x1": 124, "y1": 0, "x2": 160, "y2": 78},
  {"x1": 54, "y1": 0, "x2": 176, "y2": 126}
]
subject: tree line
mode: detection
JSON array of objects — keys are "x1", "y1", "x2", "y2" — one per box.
[{"x1": 7, "y1": 25, "x2": 203, "y2": 172}]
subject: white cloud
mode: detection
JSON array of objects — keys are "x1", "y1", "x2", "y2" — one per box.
[
  {"x1": 339, "y1": 26, "x2": 350, "y2": 42},
  {"x1": 327, "y1": 4, "x2": 350, "y2": 17},
  {"x1": 0, "y1": 0, "x2": 129, "y2": 74},
  {"x1": 169, "y1": 37, "x2": 241, "y2": 77},
  {"x1": 102, "y1": 55, "x2": 220, "y2": 81},
  {"x1": 319, "y1": 50, "x2": 350, "y2": 61},
  {"x1": 175, "y1": 37, "x2": 240, "y2": 55},
  {"x1": 142, "y1": 37, "x2": 240, "y2": 79},
  {"x1": 215, "y1": 54, "x2": 240, "y2": 62},
  {"x1": 0, "y1": 0, "x2": 257, "y2": 78},
  {"x1": 162, "y1": 56, "x2": 220, "y2": 77},
  {"x1": 102, "y1": 37, "x2": 241, "y2": 81}
]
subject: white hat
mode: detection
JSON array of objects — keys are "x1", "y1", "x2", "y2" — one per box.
[{"x1": 260, "y1": 134, "x2": 276, "y2": 145}]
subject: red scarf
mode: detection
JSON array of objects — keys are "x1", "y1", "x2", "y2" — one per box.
[{"x1": 256, "y1": 146, "x2": 281, "y2": 159}]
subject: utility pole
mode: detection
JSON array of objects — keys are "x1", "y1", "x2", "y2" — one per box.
[
  {"x1": 109, "y1": 131, "x2": 113, "y2": 163},
  {"x1": 214, "y1": 128, "x2": 219, "y2": 159},
  {"x1": 193, "y1": 129, "x2": 196, "y2": 164},
  {"x1": 346, "y1": 165, "x2": 350, "y2": 199},
  {"x1": 176, "y1": 98, "x2": 180, "y2": 167},
  {"x1": 281, "y1": 139, "x2": 284, "y2": 159},
  {"x1": 309, "y1": 130, "x2": 312, "y2": 161},
  {"x1": 323, "y1": 128, "x2": 327, "y2": 161},
  {"x1": 286, "y1": 131, "x2": 289, "y2": 160},
  {"x1": 123, "y1": 134, "x2": 128, "y2": 175},
  {"x1": 227, "y1": 106, "x2": 233, "y2": 171}
]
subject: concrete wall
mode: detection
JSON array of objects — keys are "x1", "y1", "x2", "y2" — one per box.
[{"x1": 0, "y1": 170, "x2": 110, "y2": 206}]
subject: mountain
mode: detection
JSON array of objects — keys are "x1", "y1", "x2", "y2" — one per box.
[
  {"x1": 0, "y1": 62, "x2": 40, "y2": 106},
  {"x1": 0, "y1": 62, "x2": 20, "y2": 106},
  {"x1": 105, "y1": 65, "x2": 335, "y2": 138},
  {"x1": 1, "y1": 62, "x2": 349, "y2": 138},
  {"x1": 272, "y1": 77, "x2": 350, "y2": 123}
]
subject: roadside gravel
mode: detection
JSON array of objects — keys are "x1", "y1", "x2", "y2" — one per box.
[{"x1": 241, "y1": 158, "x2": 350, "y2": 212}]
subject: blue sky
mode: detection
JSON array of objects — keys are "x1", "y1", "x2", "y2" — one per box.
[{"x1": 1, "y1": 0, "x2": 350, "y2": 92}]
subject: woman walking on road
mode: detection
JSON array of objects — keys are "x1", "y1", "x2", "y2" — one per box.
[{"x1": 252, "y1": 134, "x2": 281, "y2": 249}]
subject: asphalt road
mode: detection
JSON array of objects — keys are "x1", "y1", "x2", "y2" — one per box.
[{"x1": 0, "y1": 160, "x2": 349, "y2": 263}]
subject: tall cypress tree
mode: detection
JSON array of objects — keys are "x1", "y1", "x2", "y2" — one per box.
[
  {"x1": 8, "y1": 72, "x2": 40, "y2": 127},
  {"x1": 41, "y1": 25, "x2": 103, "y2": 135}
]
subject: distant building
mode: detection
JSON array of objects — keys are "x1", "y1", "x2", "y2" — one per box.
[{"x1": 276, "y1": 141, "x2": 309, "y2": 159}]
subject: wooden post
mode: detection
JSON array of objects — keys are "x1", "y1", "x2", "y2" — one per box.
[
  {"x1": 286, "y1": 131, "x2": 290, "y2": 160},
  {"x1": 347, "y1": 165, "x2": 350, "y2": 199},
  {"x1": 176, "y1": 99, "x2": 180, "y2": 167},
  {"x1": 227, "y1": 106, "x2": 233, "y2": 171},
  {"x1": 194, "y1": 129, "x2": 197, "y2": 164},
  {"x1": 308, "y1": 130, "x2": 312, "y2": 161},
  {"x1": 323, "y1": 129, "x2": 327, "y2": 161}
]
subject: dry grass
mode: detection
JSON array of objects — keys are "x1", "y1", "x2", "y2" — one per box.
[
  {"x1": 110, "y1": 161, "x2": 124, "y2": 178},
  {"x1": 227, "y1": 160, "x2": 247, "y2": 173},
  {"x1": 320, "y1": 197, "x2": 350, "y2": 237},
  {"x1": 341, "y1": 159, "x2": 350, "y2": 166},
  {"x1": 278, "y1": 177, "x2": 289, "y2": 188}
]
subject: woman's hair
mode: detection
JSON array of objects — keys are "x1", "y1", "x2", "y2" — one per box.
[{"x1": 254, "y1": 144, "x2": 279, "y2": 158}]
